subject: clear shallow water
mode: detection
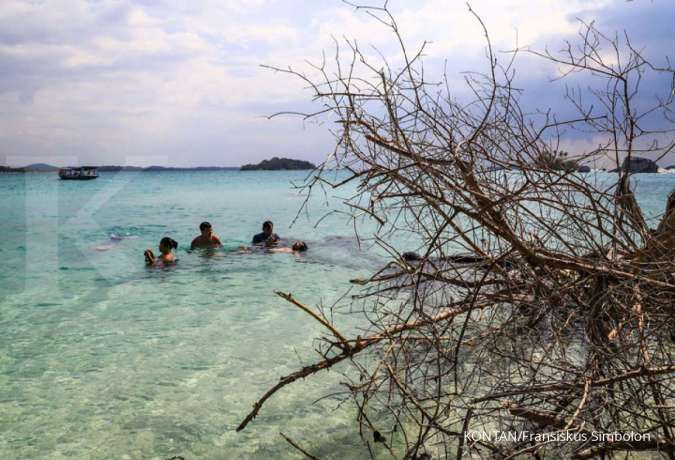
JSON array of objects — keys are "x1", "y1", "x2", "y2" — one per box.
[
  {"x1": 0, "y1": 170, "x2": 383, "y2": 459},
  {"x1": 0, "y1": 170, "x2": 673, "y2": 459}
]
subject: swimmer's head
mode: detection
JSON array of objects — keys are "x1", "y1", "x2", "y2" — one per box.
[
  {"x1": 199, "y1": 221, "x2": 213, "y2": 236},
  {"x1": 262, "y1": 220, "x2": 273, "y2": 237},
  {"x1": 292, "y1": 241, "x2": 308, "y2": 252},
  {"x1": 159, "y1": 237, "x2": 178, "y2": 254}
]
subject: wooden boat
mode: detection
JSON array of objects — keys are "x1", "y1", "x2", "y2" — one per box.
[{"x1": 58, "y1": 167, "x2": 98, "y2": 180}]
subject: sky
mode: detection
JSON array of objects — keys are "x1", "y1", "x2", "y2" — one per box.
[{"x1": 0, "y1": 0, "x2": 673, "y2": 168}]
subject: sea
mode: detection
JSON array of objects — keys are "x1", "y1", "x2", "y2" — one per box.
[{"x1": 0, "y1": 170, "x2": 673, "y2": 459}]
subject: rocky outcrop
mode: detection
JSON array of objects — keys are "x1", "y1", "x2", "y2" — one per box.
[{"x1": 616, "y1": 157, "x2": 658, "y2": 173}]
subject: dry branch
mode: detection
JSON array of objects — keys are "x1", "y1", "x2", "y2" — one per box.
[{"x1": 239, "y1": 3, "x2": 675, "y2": 458}]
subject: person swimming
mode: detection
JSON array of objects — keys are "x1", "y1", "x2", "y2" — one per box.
[
  {"x1": 191, "y1": 221, "x2": 222, "y2": 249},
  {"x1": 252, "y1": 220, "x2": 279, "y2": 245},
  {"x1": 144, "y1": 237, "x2": 178, "y2": 266},
  {"x1": 94, "y1": 233, "x2": 139, "y2": 251},
  {"x1": 236, "y1": 241, "x2": 307, "y2": 254},
  {"x1": 268, "y1": 241, "x2": 308, "y2": 253}
]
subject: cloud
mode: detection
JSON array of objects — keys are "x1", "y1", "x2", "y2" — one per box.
[{"x1": 0, "y1": 0, "x2": 672, "y2": 167}]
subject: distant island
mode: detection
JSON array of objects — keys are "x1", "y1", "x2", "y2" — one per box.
[
  {"x1": 1, "y1": 163, "x2": 59, "y2": 173},
  {"x1": 240, "y1": 157, "x2": 316, "y2": 171},
  {"x1": 97, "y1": 165, "x2": 240, "y2": 172},
  {"x1": 610, "y1": 157, "x2": 659, "y2": 173},
  {"x1": 0, "y1": 164, "x2": 239, "y2": 173},
  {"x1": 2, "y1": 158, "x2": 671, "y2": 174},
  {"x1": 1, "y1": 160, "x2": 318, "y2": 173}
]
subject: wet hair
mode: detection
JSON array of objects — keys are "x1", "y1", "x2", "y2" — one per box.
[
  {"x1": 199, "y1": 221, "x2": 212, "y2": 231},
  {"x1": 292, "y1": 241, "x2": 308, "y2": 252},
  {"x1": 262, "y1": 220, "x2": 273, "y2": 230},
  {"x1": 160, "y1": 237, "x2": 178, "y2": 250}
]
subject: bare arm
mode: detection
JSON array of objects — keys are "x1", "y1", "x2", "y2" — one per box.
[
  {"x1": 144, "y1": 249, "x2": 156, "y2": 265},
  {"x1": 268, "y1": 247, "x2": 293, "y2": 253}
]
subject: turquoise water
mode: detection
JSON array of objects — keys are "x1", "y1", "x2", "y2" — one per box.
[{"x1": 0, "y1": 170, "x2": 673, "y2": 459}]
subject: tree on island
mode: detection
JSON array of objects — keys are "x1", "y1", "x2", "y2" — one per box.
[
  {"x1": 240, "y1": 157, "x2": 316, "y2": 171},
  {"x1": 530, "y1": 150, "x2": 595, "y2": 173},
  {"x1": 237, "y1": 5, "x2": 675, "y2": 459}
]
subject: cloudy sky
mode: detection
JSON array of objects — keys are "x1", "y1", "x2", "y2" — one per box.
[{"x1": 1, "y1": 0, "x2": 673, "y2": 167}]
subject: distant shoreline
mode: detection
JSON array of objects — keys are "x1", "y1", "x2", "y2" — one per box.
[
  {"x1": 0, "y1": 165, "x2": 236, "y2": 173},
  {"x1": 1, "y1": 158, "x2": 318, "y2": 173},
  {"x1": 0, "y1": 168, "x2": 327, "y2": 173},
  {"x1": 4, "y1": 166, "x2": 673, "y2": 174}
]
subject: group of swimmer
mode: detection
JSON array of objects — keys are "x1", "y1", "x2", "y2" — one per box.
[{"x1": 143, "y1": 220, "x2": 308, "y2": 266}]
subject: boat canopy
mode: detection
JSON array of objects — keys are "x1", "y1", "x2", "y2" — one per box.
[{"x1": 58, "y1": 166, "x2": 98, "y2": 179}]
